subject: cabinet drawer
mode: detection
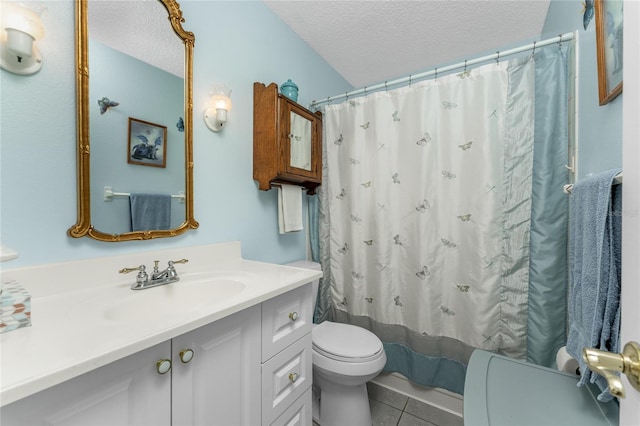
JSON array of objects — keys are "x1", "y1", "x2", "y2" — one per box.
[
  {"x1": 262, "y1": 284, "x2": 312, "y2": 362},
  {"x1": 261, "y1": 333, "x2": 312, "y2": 424},
  {"x1": 269, "y1": 388, "x2": 312, "y2": 426}
]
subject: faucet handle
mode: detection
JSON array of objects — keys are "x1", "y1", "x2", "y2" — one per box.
[
  {"x1": 166, "y1": 259, "x2": 188, "y2": 279},
  {"x1": 119, "y1": 265, "x2": 146, "y2": 274},
  {"x1": 153, "y1": 260, "x2": 160, "y2": 273},
  {"x1": 118, "y1": 265, "x2": 149, "y2": 289},
  {"x1": 582, "y1": 341, "x2": 640, "y2": 399}
]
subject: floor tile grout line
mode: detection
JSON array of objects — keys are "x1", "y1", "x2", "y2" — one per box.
[{"x1": 369, "y1": 392, "x2": 447, "y2": 426}]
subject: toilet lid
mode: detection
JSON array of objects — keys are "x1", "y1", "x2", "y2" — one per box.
[{"x1": 313, "y1": 321, "x2": 383, "y2": 362}]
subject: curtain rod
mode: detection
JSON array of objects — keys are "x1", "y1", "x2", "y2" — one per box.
[{"x1": 310, "y1": 31, "x2": 574, "y2": 108}]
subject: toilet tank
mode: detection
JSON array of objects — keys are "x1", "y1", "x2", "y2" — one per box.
[{"x1": 286, "y1": 260, "x2": 321, "y2": 309}]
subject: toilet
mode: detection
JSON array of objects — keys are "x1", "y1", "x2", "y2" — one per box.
[{"x1": 287, "y1": 261, "x2": 387, "y2": 426}]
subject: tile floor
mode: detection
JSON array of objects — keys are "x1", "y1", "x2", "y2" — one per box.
[{"x1": 313, "y1": 382, "x2": 464, "y2": 426}]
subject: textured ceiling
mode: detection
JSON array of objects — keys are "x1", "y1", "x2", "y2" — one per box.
[
  {"x1": 89, "y1": 0, "x2": 184, "y2": 77},
  {"x1": 263, "y1": 0, "x2": 551, "y2": 88},
  {"x1": 90, "y1": 1, "x2": 551, "y2": 89}
]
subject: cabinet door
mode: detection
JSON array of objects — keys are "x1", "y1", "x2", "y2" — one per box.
[
  {"x1": 1, "y1": 342, "x2": 171, "y2": 426},
  {"x1": 279, "y1": 100, "x2": 322, "y2": 183},
  {"x1": 171, "y1": 305, "x2": 261, "y2": 426}
]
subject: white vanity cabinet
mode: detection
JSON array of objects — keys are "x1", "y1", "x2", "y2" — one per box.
[{"x1": 1, "y1": 284, "x2": 313, "y2": 426}]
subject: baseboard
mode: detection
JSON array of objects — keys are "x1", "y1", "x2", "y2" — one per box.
[{"x1": 370, "y1": 372, "x2": 463, "y2": 418}]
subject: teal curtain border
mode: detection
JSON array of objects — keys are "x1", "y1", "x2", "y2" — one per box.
[
  {"x1": 308, "y1": 194, "x2": 320, "y2": 262},
  {"x1": 527, "y1": 47, "x2": 570, "y2": 367},
  {"x1": 382, "y1": 343, "x2": 466, "y2": 395}
]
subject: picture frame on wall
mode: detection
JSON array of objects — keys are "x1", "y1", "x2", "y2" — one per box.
[
  {"x1": 595, "y1": 0, "x2": 623, "y2": 105},
  {"x1": 127, "y1": 117, "x2": 167, "y2": 168}
]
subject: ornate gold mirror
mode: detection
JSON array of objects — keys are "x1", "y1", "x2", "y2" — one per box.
[{"x1": 68, "y1": 0, "x2": 198, "y2": 242}]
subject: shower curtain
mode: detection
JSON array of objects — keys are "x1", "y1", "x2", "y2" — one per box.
[{"x1": 315, "y1": 48, "x2": 569, "y2": 395}]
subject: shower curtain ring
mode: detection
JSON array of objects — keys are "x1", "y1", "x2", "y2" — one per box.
[
  {"x1": 464, "y1": 60, "x2": 467, "y2": 72},
  {"x1": 409, "y1": 74, "x2": 412, "y2": 87},
  {"x1": 435, "y1": 67, "x2": 438, "y2": 80},
  {"x1": 558, "y1": 34, "x2": 563, "y2": 50},
  {"x1": 496, "y1": 51, "x2": 500, "y2": 65},
  {"x1": 364, "y1": 86, "x2": 368, "y2": 96},
  {"x1": 531, "y1": 41, "x2": 537, "y2": 58},
  {"x1": 385, "y1": 81, "x2": 388, "y2": 91}
]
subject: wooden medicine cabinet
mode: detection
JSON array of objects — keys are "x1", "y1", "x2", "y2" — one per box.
[{"x1": 253, "y1": 82, "x2": 322, "y2": 194}]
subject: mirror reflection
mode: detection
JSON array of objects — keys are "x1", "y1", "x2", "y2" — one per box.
[
  {"x1": 89, "y1": 1, "x2": 184, "y2": 234},
  {"x1": 68, "y1": 0, "x2": 198, "y2": 241},
  {"x1": 289, "y1": 112, "x2": 312, "y2": 171}
]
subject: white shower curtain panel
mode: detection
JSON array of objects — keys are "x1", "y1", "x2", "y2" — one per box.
[{"x1": 321, "y1": 58, "x2": 535, "y2": 358}]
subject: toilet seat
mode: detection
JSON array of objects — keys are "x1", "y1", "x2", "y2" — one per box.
[{"x1": 313, "y1": 321, "x2": 384, "y2": 363}]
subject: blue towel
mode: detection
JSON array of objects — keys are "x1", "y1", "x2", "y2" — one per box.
[
  {"x1": 566, "y1": 169, "x2": 622, "y2": 402},
  {"x1": 129, "y1": 193, "x2": 171, "y2": 231}
]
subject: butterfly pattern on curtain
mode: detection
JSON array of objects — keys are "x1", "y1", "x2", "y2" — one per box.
[{"x1": 320, "y1": 58, "x2": 536, "y2": 360}]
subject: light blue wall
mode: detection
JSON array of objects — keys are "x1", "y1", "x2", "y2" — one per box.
[
  {"x1": 542, "y1": 0, "x2": 622, "y2": 179},
  {"x1": 0, "y1": 1, "x2": 352, "y2": 268},
  {"x1": 3, "y1": 1, "x2": 615, "y2": 270}
]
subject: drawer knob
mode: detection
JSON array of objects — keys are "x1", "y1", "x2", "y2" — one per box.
[
  {"x1": 180, "y1": 349, "x2": 194, "y2": 363},
  {"x1": 289, "y1": 311, "x2": 299, "y2": 321},
  {"x1": 288, "y1": 372, "x2": 299, "y2": 383},
  {"x1": 156, "y1": 359, "x2": 172, "y2": 374}
]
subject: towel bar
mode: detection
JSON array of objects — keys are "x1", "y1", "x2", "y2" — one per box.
[
  {"x1": 563, "y1": 172, "x2": 622, "y2": 195},
  {"x1": 104, "y1": 186, "x2": 185, "y2": 202},
  {"x1": 269, "y1": 181, "x2": 308, "y2": 191}
]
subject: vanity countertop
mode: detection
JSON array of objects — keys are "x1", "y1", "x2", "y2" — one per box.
[{"x1": 0, "y1": 242, "x2": 321, "y2": 407}]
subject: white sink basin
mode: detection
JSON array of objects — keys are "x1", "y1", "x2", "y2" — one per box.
[
  {"x1": 103, "y1": 280, "x2": 246, "y2": 322},
  {"x1": 68, "y1": 274, "x2": 248, "y2": 323}
]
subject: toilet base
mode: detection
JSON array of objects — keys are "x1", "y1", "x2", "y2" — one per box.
[{"x1": 313, "y1": 372, "x2": 372, "y2": 426}]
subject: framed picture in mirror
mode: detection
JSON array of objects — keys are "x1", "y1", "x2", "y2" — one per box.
[
  {"x1": 127, "y1": 117, "x2": 167, "y2": 168},
  {"x1": 595, "y1": 0, "x2": 623, "y2": 105}
]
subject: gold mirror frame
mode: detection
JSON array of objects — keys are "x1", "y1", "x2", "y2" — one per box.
[{"x1": 68, "y1": 0, "x2": 198, "y2": 242}]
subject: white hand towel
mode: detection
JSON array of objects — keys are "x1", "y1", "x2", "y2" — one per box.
[{"x1": 278, "y1": 184, "x2": 303, "y2": 234}]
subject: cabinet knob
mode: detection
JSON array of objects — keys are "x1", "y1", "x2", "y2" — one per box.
[
  {"x1": 288, "y1": 312, "x2": 299, "y2": 322},
  {"x1": 156, "y1": 359, "x2": 172, "y2": 375},
  {"x1": 288, "y1": 372, "x2": 299, "y2": 383},
  {"x1": 180, "y1": 349, "x2": 195, "y2": 364}
]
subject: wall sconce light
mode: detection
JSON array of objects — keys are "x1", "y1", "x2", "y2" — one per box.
[
  {"x1": 1, "y1": 2, "x2": 45, "y2": 75},
  {"x1": 204, "y1": 84, "x2": 232, "y2": 132}
]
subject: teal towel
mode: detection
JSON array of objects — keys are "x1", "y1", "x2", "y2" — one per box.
[
  {"x1": 566, "y1": 169, "x2": 622, "y2": 402},
  {"x1": 129, "y1": 193, "x2": 171, "y2": 231}
]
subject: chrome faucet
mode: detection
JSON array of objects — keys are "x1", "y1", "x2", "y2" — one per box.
[{"x1": 119, "y1": 258, "x2": 189, "y2": 290}]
